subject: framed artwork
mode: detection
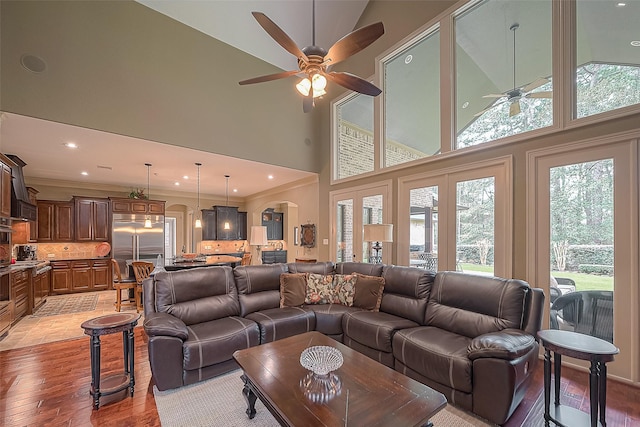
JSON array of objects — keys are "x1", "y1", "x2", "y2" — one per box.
[{"x1": 300, "y1": 224, "x2": 316, "y2": 248}]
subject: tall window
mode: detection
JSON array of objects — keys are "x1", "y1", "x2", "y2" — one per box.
[
  {"x1": 409, "y1": 186, "x2": 439, "y2": 269},
  {"x1": 455, "y1": 0, "x2": 553, "y2": 148},
  {"x1": 335, "y1": 94, "x2": 374, "y2": 180},
  {"x1": 383, "y1": 28, "x2": 440, "y2": 167},
  {"x1": 336, "y1": 200, "x2": 354, "y2": 262},
  {"x1": 575, "y1": 1, "x2": 640, "y2": 118}
]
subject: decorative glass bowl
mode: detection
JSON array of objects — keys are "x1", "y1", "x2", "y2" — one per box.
[
  {"x1": 300, "y1": 346, "x2": 344, "y2": 376},
  {"x1": 300, "y1": 371, "x2": 342, "y2": 404}
]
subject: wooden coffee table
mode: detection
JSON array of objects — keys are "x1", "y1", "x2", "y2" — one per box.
[{"x1": 233, "y1": 331, "x2": 447, "y2": 426}]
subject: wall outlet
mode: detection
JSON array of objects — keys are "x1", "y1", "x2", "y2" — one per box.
[
  {"x1": 322, "y1": 238, "x2": 329, "y2": 245},
  {"x1": 47, "y1": 254, "x2": 55, "y2": 258},
  {"x1": 205, "y1": 245, "x2": 212, "y2": 250}
]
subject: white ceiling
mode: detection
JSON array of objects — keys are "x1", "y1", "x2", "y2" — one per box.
[
  {"x1": 0, "y1": 1, "x2": 369, "y2": 198},
  {"x1": 1, "y1": 112, "x2": 315, "y2": 199}
]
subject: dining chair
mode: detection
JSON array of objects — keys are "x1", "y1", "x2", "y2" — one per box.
[
  {"x1": 131, "y1": 261, "x2": 154, "y2": 312},
  {"x1": 241, "y1": 253, "x2": 252, "y2": 266},
  {"x1": 550, "y1": 290, "x2": 614, "y2": 343},
  {"x1": 112, "y1": 259, "x2": 137, "y2": 312}
]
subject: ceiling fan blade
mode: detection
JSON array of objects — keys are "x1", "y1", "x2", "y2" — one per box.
[
  {"x1": 482, "y1": 94, "x2": 506, "y2": 98},
  {"x1": 325, "y1": 22, "x2": 384, "y2": 66},
  {"x1": 303, "y1": 91, "x2": 314, "y2": 113},
  {"x1": 473, "y1": 99, "x2": 508, "y2": 117},
  {"x1": 523, "y1": 77, "x2": 549, "y2": 93},
  {"x1": 526, "y1": 91, "x2": 553, "y2": 99},
  {"x1": 325, "y1": 71, "x2": 381, "y2": 96},
  {"x1": 239, "y1": 70, "x2": 299, "y2": 85},
  {"x1": 509, "y1": 101, "x2": 521, "y2": 117},
  {"x1": 251, "y1": 12, "x2": 309, "y2": 63}
]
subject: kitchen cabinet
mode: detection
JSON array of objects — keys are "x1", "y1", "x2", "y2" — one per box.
[
  {"x1": 33, "y1": 268, "x2": 50, "y2": 311},
  {"x1": 262, "y1": 209, "x2": 284, "y2": 240},
  {"x1": 110, "y1": 197, "x2": 165, "y2": 215},
  {"x1": 37, "y1": 201, "x2": 75, "y2": 242},
  {"x1": 0, "y1": 301, "x2": 10, "y2": 337},
  {"x1": 202, "y1": 206, "x2": 246, "y2": 241},
  {"x1": 11, "y1": 269, "x2": 30, "y2": 322},
  {"x1": 51, "y1": 259, "x2": 112, "y2": 295},
  {"x1": 74, "y1": 197, "x2": 110, "y2": 241},
  {"x1": 261, "y1": 250, "x2": 287, "y2": 264},
  {"x1": 0, "y1": 161, "x2": 12, "y2": 218}
]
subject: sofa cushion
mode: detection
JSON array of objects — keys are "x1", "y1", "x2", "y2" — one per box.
[
  {"x1": 342, "y1": 310, "x2": 419, "y2": 353},
  {"x1": 287, "y1": 262, "x2": 335, "y2": 275},
  {"x1": 393, "y1": 326, "x2": 473, "y2": 393},
  {"x1": 234, "y1": 264, "x2": 288, "y2": 316},
  {"x1": 426, "y1": 271, "x2": 530, "y2": 338},
  {"x1": 353, "y1": 273, "x2": 385, "y2": 311},
  {"x1": 245, "y1": 307, "x2": 316, "y2": 343},
  {"x1": 303, "y1": 304, "x2": 364, "y2": 336},
  {"x1": 333, "y1": 274, "x2": 357, "y2": 306},
  {"x1": 183, "y1": 316, "x2": 259, "y2": 371},
  {"x1": 153, "y1": 267, "x2": 240, "y2": 325},
  {"x1": 335, "y1": 262, "x2": 383, "y2": 276},
  {"x1": 379, "y1": 265, "x2": 434, "y2": 324},
  {"x1": 305, "y1": 273, "x2": 335, "y2": 304},
  {"x1": 279, "y1": 273, "x2": 307, "y2": 308}
]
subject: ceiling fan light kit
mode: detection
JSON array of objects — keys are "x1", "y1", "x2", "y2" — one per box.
[{"x1": 239, "y1": 0, "x2": 384, "y2": 112}]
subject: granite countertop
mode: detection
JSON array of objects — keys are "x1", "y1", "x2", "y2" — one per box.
[{"x1": 11, "y1": 260, "x2": 51, "y2": 273}]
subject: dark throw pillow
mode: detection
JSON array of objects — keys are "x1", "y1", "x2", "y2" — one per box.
[
  {"x1": 279, "y1": 273, "x2": 308, "y2": 308},
  {"x1": 353, "y1": 273, "x2": 385, "y2": 311}
]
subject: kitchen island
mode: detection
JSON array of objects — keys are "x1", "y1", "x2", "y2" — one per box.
[{"x1": 165, "y1": 255, "x2": 243, "y2": 271}]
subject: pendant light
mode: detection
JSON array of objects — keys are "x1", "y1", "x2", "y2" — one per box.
[
  {"x1": 223, "y1": 175, "x2": 231, "y2": 230},
  {"x1": 144, "y1": 163, "x2": 152, "y2": 228},
  {"x1": 194, "y1": 163, "x2": 202, "y2": 228}
]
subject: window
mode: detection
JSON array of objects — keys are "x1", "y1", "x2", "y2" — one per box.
[
  {"x1": 409, "y1": 186, "x2": 439, "y2": 269},
  {"x1": 575, "y1": 0, "x2": 640, "y2": 118},
  {"x1": 383, "y1": 28, "x2": 440, "y2": 167},
  {"x1": 455, "y1": 0, "x2": 553, "y2": 148},
  {"x1": 334, "y1": 93, "x2": 374, "y2": 180}
]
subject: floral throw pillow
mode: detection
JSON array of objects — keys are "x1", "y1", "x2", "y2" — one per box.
[
  {"x1": 332, "y1": 274, "x2": 357, "y2": 306},
  {"x1": 305, "y1": 273, "x2": 335, "y2": 305}
]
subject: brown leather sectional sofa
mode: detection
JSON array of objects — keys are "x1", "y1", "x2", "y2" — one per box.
[{"x1": 143, "y1": 261, "x2": 544, "y2": 425}]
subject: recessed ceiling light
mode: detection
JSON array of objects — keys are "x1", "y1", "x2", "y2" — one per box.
[
  {"x1": 20, "y1": 54, "x2": 47, "y2": 73},
  {"x1": 183, "y1": 175, "x2": 189, "y2": 180},
  {"x1": 268, "y1": 175, "x2": 274, "y2": 180},
  {"x1": 404, "y1": 54, "x2": 413, "y2": 64},
  {"x1": 174, "y1": 182, "x2": 180, "y2": 186},
  {"x1": 462, "y1": 101, "x2": 470, "y2": 109},
  {"x1": 616, "y1": 2, "x2": 626, "y2": 7},
  {"x1": 81, "y1": 171, "x2": 88, "y2": 176},
  {"x1": 233, "y1": 188, "x2": 238, "y2": 193},
  {"x1": 631, "y1": 41, "x2": 640, "y2": 47},
  {"x1": 64, "y1": 142, "x2": 78, "y2": 149}
]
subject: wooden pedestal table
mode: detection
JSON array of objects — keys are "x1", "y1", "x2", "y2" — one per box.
[
  {"x1": 81, "y1": 312, "x2": 141, "y2": 409},
  {"x1": 537, "y1": 329, "x2": 619, "y2": 427}
]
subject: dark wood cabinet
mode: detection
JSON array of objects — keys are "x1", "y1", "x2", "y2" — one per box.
[
  {"x1": 262, "y1": 209, "x2": 284, "y2": 240},
  {"x1": 37, "y1": 201, "x2": 74, "y2": 242},
  {"x1": 202, "y1": 206, "x2": 246, "y2": 240},
  {"x1": 110, "y1": 197, "x2": 165, "y2": 215},
  {"x1": 0, "y1": 162, "x2": 12, "y2": 218},
  {"x1": 262, "y1": 250, "x2": 287, "y2": 264},
  {"x1": 51, "y1": 259, "x2": 112, "y2": 294},
  {"x1": 11, "y1": 269, "x2": 30, "y2": 322},
  {"x1": 33, "y1": 269, "x2": 49, "y2": 312},
  {"x1": 74, "y1": 197, "x2": 110, "y2": 241}
]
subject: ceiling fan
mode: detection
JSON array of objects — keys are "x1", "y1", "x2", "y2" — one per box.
[
  {"x1": 475, "y1": 23, "x2": 552, "y2": 118},
  {"x1": 238, "y1": 0, "x2": 384, "y2": 113}
]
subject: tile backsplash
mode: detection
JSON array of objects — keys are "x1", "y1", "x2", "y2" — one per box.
[{"x1": 27, "y1": 242, "x2": 109, "y2": 260}]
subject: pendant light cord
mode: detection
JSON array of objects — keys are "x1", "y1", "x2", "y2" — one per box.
[
  {"x1": 312, "y1": 0, "x2": 315, "y2": 46},
  {"x1": 145, "y1": 163, "x2": 152, "y2": 199},
  {"x1": 225, "y1": 175, "x2": 230, "y2": 206},
  {"x1": 196, "y1": 163, "x2": 201, "y2": 211}
]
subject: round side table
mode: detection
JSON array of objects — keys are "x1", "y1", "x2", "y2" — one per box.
[
  {"x1": 537, "y1": 329, "x2": 619, "y2": 427},
  {"x1": 81, "y1": 312, "x2": 141, "y2": 409}
]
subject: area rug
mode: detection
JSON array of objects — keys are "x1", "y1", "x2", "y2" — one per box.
[
  {"x1": 153, "y1": 370, "x2": 494, "y2": 427},
  {"x1": 32, "y1": 294, "x2": 99, "y2": 317}
]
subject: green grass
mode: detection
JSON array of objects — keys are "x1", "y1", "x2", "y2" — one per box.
[{"x1": 460, "y1": 263, "x2": 614, "y2": 291}]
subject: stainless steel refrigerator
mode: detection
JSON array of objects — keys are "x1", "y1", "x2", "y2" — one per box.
[{"x1": 112, "y1": 213, "x2": 165, "y2": 281}]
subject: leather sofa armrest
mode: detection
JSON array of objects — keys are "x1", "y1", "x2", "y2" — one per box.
[
  {"x1": 144, "y1": 312, "x2": 188, "y2": 341},
  {"x1": 467, "y1": 329, "x2": 536, "y2": 361}
]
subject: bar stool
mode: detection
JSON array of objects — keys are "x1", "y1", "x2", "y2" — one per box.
[{"x1": 112, "y1": 259, "x2": 137, "y2": 312}]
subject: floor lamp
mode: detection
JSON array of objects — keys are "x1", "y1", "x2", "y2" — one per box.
[
  {"x1": 363, "y1": 224, "x2": 393, "y2": 264},
  {"x1": 250, "y1": 225, "x2": 268, "y2": 264}
]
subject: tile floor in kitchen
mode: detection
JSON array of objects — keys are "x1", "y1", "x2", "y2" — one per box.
[{"x1": 0, "y1": 290, "x2": 143, "y2": 352}]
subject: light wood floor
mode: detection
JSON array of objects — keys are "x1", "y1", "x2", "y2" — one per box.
[{"x1": 0, "y1": 290, "x2": 638, "y2": 426}]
